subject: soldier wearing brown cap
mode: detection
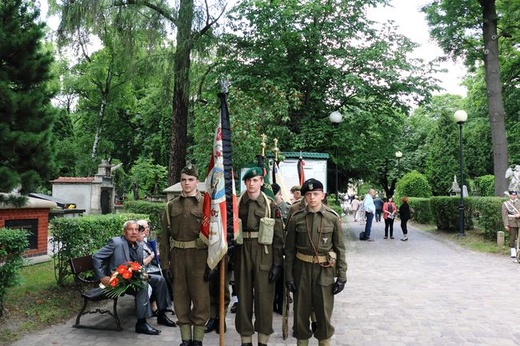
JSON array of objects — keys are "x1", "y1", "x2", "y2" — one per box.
[
  {"x1": 234, "y1": 167, "x2": 284, "y2": 346},
  {"x1": 285, "y1": 178, "x2": 347, "y2": 346},
  {"x1": 161, "y1": 165, "x2": 209, "y2": 346}
]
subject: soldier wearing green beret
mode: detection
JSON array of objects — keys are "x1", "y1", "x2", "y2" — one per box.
[
  {"x1": 161, "y1": 165, "x2": 209, "y2": 346},
  {"x1": 234, "y1": 167, "x2": 284, "y2": 346},
  {"x1": 285, "y1": 178, "x2": 348, "y2": 346}
]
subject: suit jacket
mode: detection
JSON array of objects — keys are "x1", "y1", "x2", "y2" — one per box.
[{"x1": 92, "y1": 236, "x2": 144, "y2": 280}]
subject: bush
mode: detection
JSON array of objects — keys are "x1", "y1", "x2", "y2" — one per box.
[
  {"x1": 472, "y1": 197, "x2": 505, "y2": 241},
  {"x1": 0, "y1": 228, "x2": 29, "y2": 316},
  {"x1": 430, "y1": 196, "x2": 473, "y2": 232},
  {"x1": 407, "y1": 198, "x2": 433, "y2": 224},
  {"x1": 50, "y1": 213, "x2": 148, "y2": 286},
  {"x1": 123, "y1": 200, "x2": 166, "y2": 235},
  {"x1": 475, "y1": 175, "x2": 495, "y2": 196},
  {"x1": 395, "y1": 170, "x2": 432, "y2": 201}
]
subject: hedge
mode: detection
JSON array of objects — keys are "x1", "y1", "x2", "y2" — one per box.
[
  {"x1": 0, "y1": 228, "x2": 29, "y2": 316},
  {"x1": 50, "y1": 213, "x2": 148, "y2": 286}
]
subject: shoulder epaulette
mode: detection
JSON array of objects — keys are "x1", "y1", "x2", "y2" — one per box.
[{"x1": 324, "y1": 207, "x2": 339, "y2": 217}]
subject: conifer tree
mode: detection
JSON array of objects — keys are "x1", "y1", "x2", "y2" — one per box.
[{"x1": 0, "y1": 0, "x2": 56, "y2": 205}]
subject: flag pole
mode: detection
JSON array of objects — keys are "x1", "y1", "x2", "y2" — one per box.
[{"x1": 218, "y1": 79, "x2": 232, "y2": 345}]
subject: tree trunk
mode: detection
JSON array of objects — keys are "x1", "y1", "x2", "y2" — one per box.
[
  {"x1": 91, "y1": 97, "x2": 106, "y2": 165},
  {"x1": 479, "y1": 0, "x2": 509, "y2": 195},
  {"x1": 168, "y1": 0, "x2": 194, "y2": 185}
]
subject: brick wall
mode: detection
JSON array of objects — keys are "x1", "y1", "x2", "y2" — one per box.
[{"x1": 0, "y1": 208, "x2": 50, "y2": 257}]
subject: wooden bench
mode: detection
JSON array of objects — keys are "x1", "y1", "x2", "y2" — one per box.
[{"x1": 69, "y1": 254, "x2": 123, "y2": 331}]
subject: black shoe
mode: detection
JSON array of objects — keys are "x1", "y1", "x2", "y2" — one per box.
[
  {"x1": 192, "y1": 341, "x2": 203, "y2": 346},
  {"x1": 259, "y1": 344, "x2": 267, "y2": 346},
  {"x1": 205, "y1": 318, "x2": 218, "y2": 333},
  {"x1": 241, "y1": 344, "x2": 253, "y2": 346},
  {"x1": 180, "y1": 342, "x2": 192, "y2": 346},
  {"x1": 215, "y1": 320, "x2": 226, "y2": 334},
  {"x1": 230, "y1": 302, "x2": 238, "y2": 313},
  {"x1": 135, "y1": 321, "x2": 161, "y2": 335},
  {"x1": 157, "y1": 314, "x2": 176, "y2": 327}
]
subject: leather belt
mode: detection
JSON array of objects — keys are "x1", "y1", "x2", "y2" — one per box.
[
  {"x1": 243, "y1": 231, "x2": 259, "y2": 239},
  {"x1": 171, "y1": 239, "x2": 198, "y2": 249},
  {"x1": 296, "y1": 252, "x2": 327, "y2": 264}
]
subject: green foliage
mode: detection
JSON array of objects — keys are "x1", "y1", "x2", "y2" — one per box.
[
  {"x1": 50, "y1": 213, "x2": 147, "y2": 286},
  {"x1": 424, "y1": 95, "x2": 466, "y2": 195},
  {"x1": 407, "y1": 198, "x2": 433, "y2": 224},
  {"x1": 472, "y1": 197, "x2": 504, "y2": 241},
  {"x1": 429, "y1": 196, "x2": 473, "y2": 232},
  {"x1": 475, "y1": 175, "x2": 496, "y2": 197},
  {"x1": 123, "y1": 200, "x2": 166, "y2": 235},
  {"x1": 0, "y1": 0, "x2": 57, "y2": 202},
  {"x1": 395, "y1": 170, "x2": 432, "y2": 201},
  {"x1": 0, "y1": 228, "x2": 30, "y2": 316},
  {"x1": 128, "y1": 158, "x2": 168, "y2": 199}
]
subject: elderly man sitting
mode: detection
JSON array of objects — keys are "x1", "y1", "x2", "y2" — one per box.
[{"x1": 92, "y1": 220, "x2": 176, "y2": 335}]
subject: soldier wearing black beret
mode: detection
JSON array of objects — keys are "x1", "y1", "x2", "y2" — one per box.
[{"x1": 285, "y1": 178, "x2": 347, "y2": 346}]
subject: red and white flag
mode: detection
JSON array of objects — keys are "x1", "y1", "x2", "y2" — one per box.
[{"x1": 200, "y1": 91, "x2": 238, "y2": 269}]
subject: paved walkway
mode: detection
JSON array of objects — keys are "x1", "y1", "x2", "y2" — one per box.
[{"x1": 10, "y1": 215, "x2": 520, "y2": 345}]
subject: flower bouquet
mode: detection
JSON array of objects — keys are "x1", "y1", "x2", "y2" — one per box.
[{"x1": 100, "y1": 261, "x2": 149, "y2": 298}]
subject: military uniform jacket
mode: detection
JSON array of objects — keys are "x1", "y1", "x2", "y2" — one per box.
[
  {"x1": 502, "y1": 198, "x2": 520, "y2": 228},
  {"x1": 238, "y1": 192, "x2": 284, "y2": 266},
  {"x1": 160, "y1": 191, "x2": 205, "y2": 268},
  {"x1": 285, "y1": 204, "x2": 347, "y2": 283}
]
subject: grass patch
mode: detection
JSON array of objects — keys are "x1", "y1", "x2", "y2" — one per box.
[
  {"x1": 0, "y1": 260, "x2": 81, "y2": 345},
  {"x1": 415, "y1": 222, "x2": 508, "y2": 256}
]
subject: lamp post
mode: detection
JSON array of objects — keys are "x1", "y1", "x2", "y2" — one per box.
[
  {"x1": 454, "y1": 110, "x2": 468, "y2": 236},
  {"x1": 329, "y1": 111, "x2": 343, "y2": 205},
  {"x1": 395, "y1": 151, "x2": 403, "y2": 172}
]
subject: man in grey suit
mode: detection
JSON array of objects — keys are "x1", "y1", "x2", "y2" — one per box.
[{"x1": 93, "y1": 220, "x2": 176, "y2": 335}]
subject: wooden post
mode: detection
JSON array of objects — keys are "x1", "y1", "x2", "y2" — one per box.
[
  {"x1": 219, "y1": 258, "x2": 226, "y2": 345},
  {"x1": 497, "y1": 231, "x2": 505, "y2": 248}
]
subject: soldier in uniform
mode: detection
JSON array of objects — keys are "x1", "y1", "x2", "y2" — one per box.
[
  {"x1": 234, "y1": 167, "x2": 284, "y2": 346},
  {"x1": 161, "y1": 165, "x2": 209, "y2": 346},
  {"x1": 285, "y1": 178, "x2": 348, "y2": 346},
  {"x1": 502, "y1": 190, "x2": 520, "y2": 259}
]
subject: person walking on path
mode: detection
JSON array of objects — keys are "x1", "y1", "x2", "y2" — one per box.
[
  {"x1": 363, "y1": 189, "x2": 376, "y2": 241},
  {"x1": 382, "y1": 197, "x2": 397, "y2": 239},
  {"x1": 234, "y1": 167, "x2": 284, "y2": 346},
  {"x1": 398, "y1": 196, "x2": 411, "y2": 241},
  {"x1": 161, "y1": 165, "x2": 209, "y2": 346},
  {"x1": 285, "y1": 178, "x2": 348, "y2": 346},
  {"x1": 502, "y1": 190, "x2": 520, "y2": 258},
  {"x1": 351, "y1": 196, "x2": 360, "y2": 221},
  {"x1": 374, "y1": 195, "x2": 383, "y2": 222}
]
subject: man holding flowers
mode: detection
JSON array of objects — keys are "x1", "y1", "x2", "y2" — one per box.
[{"x1": 93, "y1": 220, "x2": 176, "y2": 335}]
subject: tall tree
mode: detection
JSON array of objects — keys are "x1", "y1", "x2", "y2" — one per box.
[
  {"x1": 423, "y1": 0, "x2": 512, "y2": 195},
  {"x1": 0, "y1": 0, "x2": 56, "y2": 205},
  {"x1": 214, "y1": 0, "x2": 438, "y2": 185},
  {"x1": 50, "y1": 0, "x2": 224, "y2": 185}
]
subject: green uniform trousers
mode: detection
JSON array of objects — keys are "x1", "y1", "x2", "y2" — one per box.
[
  {"x1": 234, "y1": 238, "x2": 275, "y2": 336},
  {"x1": 173, "y1": 247, "x2": 210, "y2": 327},
  {"x1": 293, "y1": 260, "x2": 335, "y2": 341}
]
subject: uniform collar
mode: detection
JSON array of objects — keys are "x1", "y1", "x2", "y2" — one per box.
[{"x1": 181, "y1": 190, "x2": 202, "y2": 201}]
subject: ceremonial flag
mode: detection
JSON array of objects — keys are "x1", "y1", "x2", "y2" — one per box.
[
  {"x1": 297, "y1": 155, "x2": 305, "y2": 186},
  {"x1": 257, "y1": 154, "x2": 275, "y2": 200},
  {"x1": 273, "y1": 161, "x2": 291, "y2": 202},
  {"x1": 200, "y1": 91, "x2": 238, "y2": 269}
]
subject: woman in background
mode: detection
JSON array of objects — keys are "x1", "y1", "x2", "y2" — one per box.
[
  {"x1": 399, "y1": 196, "x2": 411, "y2": 241},
  {"x1": 383, "y1": 197, "x2": 397, "y2": 239}
]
